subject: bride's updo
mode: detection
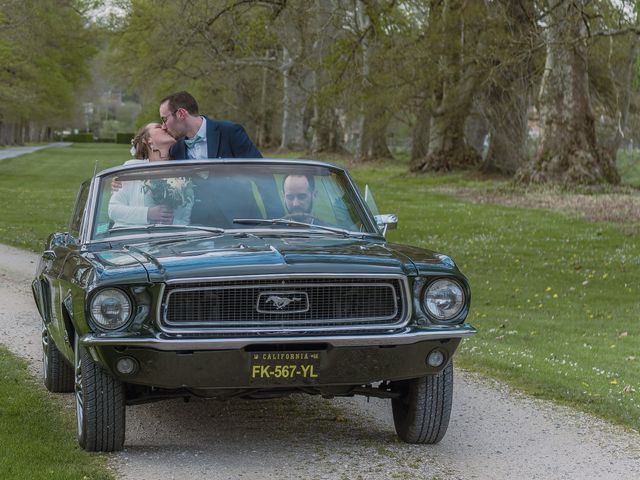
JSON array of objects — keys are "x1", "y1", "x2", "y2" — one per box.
[{"x1": 131, "y1": 123, "x2": 162, "y2": 159}]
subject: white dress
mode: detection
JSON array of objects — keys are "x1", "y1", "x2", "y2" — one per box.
[{"x1": 108, "y1": 160, "x2": 192, "y2": 227}]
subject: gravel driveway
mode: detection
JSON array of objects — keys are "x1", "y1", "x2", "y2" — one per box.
[
  {"x1": 1, "y1": 243, "x2": 638, "y2": 479},
  {"x1": 0, "y1": 142, "x2": 72, "y2": 161}
]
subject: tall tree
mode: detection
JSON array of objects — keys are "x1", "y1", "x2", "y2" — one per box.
[
  {"x1": 0, "y1": 0, "x2": 95, "y2": 144},
  {"x1": 481, "y1": 1, "x2": 538, "y2": 175},
  {"x1": 411, "y1": 0, "x2": 484, "y2": 172},
  {"x1": 517, "y1": 0, "x2": 619, "y2": 184}
]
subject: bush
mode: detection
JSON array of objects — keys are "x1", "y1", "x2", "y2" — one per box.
[
  {"x1": 95, "y1": 138, "x2": 115, "y2": 143},
  {"x1": 63, "y1": 133, "x2": 94, "y2": 143},
  {"x1": 116, "y1": 133, "x2": 134, "y2": 144}
]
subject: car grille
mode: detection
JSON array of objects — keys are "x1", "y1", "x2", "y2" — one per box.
[{"x1": 160, "y1": 276, "x2": 409, "y2": 333}]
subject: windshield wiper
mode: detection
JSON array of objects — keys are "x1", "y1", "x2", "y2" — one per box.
[
  {"x1": 109, "y1": 224, "x2": 225, "y2": 234},
  {"x1": 232, "y1": 218, "x2": 353, "y2": 237}
]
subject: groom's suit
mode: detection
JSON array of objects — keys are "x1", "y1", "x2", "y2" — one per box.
[
  {"x1": 169, "y1": 117, "x2": 283, "y2": 225},
  {"x1": 169, "y1": 117, "x2": 262, "y2": 160}
]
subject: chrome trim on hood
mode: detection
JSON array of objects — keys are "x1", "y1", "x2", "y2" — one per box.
[{"x1": 81, "y1": 324, "x2": 477, "y2": 351}]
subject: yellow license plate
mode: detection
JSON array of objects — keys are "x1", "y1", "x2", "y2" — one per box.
[{"x1": 250, "y1": 351, "x2": 321, "y2": 384}]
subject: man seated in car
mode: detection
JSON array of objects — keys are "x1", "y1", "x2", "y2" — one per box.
[{"x1": 283, "y1": 174, "x2": 323, "y2": 224}]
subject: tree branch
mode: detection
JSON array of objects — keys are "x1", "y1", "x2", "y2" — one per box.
[{"x1": 588, "y1": 26, "x2": 640, "y2": 38}]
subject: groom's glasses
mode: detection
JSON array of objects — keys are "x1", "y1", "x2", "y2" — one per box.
[{"x1": 161, "y1": 111, "x2": 177, "y2": 124}]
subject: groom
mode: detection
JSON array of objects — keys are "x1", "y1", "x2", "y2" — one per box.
[
  {"x1": 159, "y1": 91, "x2": 261, "y2": 160},
  {"x1": 159, "y1": 91, "x2": 282, "y2": 223}
]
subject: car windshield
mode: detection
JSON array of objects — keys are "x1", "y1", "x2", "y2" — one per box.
[{"x1": 90, "y1": 162, "x2": 376, "y2": 241}]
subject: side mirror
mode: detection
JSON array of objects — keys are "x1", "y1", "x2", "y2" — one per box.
[
  {"x1": 374, "y1": 214, "x2": 398, "y2": 236},
  {"x1": 363, "y1": 185, "x2": 397, "y2": 235},
  {"x1": 48, "y1": 232, "x2": 69, "y2": 248},
  {"x1": 46, "y1": 232, "x2": 78, "y2": 248}
]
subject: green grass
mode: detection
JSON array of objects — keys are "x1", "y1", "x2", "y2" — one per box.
[
  {"x1": 0, "y1": 143, "x2": 127, "y2": 251},
  {"x1": 0, "y1": 346, "x2": 114, "y2": 479},
  {"x1": 349, "y1": 163, "x2": 639, "y2": 430}
]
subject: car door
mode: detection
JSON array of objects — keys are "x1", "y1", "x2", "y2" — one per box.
[{"x1": 40, "y1": 181, "x2": 90, "y2": 357}]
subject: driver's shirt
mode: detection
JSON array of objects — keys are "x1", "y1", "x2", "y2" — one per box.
[{"x1": 186, "y1": 117, "x2": 208, "y2": 160}]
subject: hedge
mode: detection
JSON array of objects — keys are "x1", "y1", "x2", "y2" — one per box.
[
  {"x1": 63, "y1": 133, "x2": 94, "y2": 143},
  {"x1": 116, "y1": 133, "x2": 134, "y2": 144}
]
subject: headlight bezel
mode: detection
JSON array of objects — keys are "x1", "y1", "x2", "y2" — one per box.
[
  {"x1": 420, "y1": 277, "x2": 468, "y2": 324},
  {"x1": 88, "y1": 287, "x2": 134, "y2": 331}
]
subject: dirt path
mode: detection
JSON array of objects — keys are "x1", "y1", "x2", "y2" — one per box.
[
  {"x1": 1, "y1": 243, "x2": 638, "y2": 479},
  {"x1": 0, "y1": 142, "x2": 72, "y2": 161}
]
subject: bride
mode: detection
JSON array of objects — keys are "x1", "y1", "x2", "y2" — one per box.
[{"x1": 108, "y1": 123, "x2": 192, "y2": 226}]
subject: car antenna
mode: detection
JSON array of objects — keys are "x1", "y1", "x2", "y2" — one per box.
[{"x1": 93, "y1": 159, "x2": 99, "y2": 178}]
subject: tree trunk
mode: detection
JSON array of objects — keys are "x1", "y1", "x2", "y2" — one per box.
[
  {"x1": 482, "y1": 87, "x2": 529, "y2": 175},
  {"x1": 482, "y1": 1, "x2": 535, "y2": 175},
  {"x1": 256, "y1": 59, "x2": 273, "y2": 149},
  {"x1": 358, "y1": 111, "x2": 393, "y2": 161},
  {"x1": 601, "y1": 27, "x2": 640, "y2": 155},
  {"x1": 464, "y1": 105, "x2": 488, "y2": 158},
  {"x1": 415, "y1": 106, "x2": 479, "y2": 171},
  {"x1": 309, "y1": 0, "x2": 343, "y2": 153},
  {"x1": 410, "y1": 0, "x2": 481, "y2": 172},
  {"x1": 310, "y1": 101, "x2": 344, "y2": 153},
  {"x1": 280, "y1": 46, "x2": 308, "y2": 150},
  {"x1": 517, "y1": 0, "x2": 619, "y2": 185},
  {"x1": 410, "y1": 108, "x2": 431, "y2": 169}
]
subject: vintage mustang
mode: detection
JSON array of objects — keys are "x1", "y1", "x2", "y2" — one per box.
[{"x1": 32, "y1": 159, "x2": 475, "y2": 451}]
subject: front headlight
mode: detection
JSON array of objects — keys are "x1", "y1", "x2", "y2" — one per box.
[
  {"x1": 422, "y1": 279, "x2": 465, "y2": 321},
  {"x1": 89, "y1": 288, "x2": 132, "y2": 330}
]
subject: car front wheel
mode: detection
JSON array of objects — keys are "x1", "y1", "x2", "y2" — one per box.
[
  {"x1": 42, "y1": 325, "x2": 74, "y2": 393},
  {"x1": 391, "y1": 360, "x2": 453, "y2": 444},
  {"x1": 74, "y1": 337, "x2": 126, "y2": 451}
]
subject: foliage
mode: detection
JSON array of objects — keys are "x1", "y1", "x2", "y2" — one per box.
[
  {"x1": 0, "y1": 0, "x2": 97, "y2": 139},
  {"x1": 100, "y1": 0, "x2": 640, "y2": 182}
]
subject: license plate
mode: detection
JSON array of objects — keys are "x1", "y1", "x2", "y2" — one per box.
[{"x1": 250, "y1": 351, "x2": 321, "y2": 384}]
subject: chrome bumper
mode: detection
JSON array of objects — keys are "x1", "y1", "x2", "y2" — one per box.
[{"x1": 81, "y1": 324, "x2": 476, "y2": 351}]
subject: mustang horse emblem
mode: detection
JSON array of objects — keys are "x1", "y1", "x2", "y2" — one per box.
[{"x1": 265, "y1": 295, "x2": 302, "y2": 309}]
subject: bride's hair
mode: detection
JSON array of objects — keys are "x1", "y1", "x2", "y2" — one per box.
[{"x1": 131, "y1": 123, "x2": 161, "y2": 159}]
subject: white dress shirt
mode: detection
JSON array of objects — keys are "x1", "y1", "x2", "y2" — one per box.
[{"x1": 186, "y1": 117, "x2": 209, "y2": 160}]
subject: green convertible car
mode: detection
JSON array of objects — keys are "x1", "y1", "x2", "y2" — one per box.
[{"x1": 32, "y1": 159, "x2": 475, "y2": 451}]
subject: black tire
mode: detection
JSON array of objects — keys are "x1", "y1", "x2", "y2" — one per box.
[
  {"x1": 391, "y1": 360, "x2": 453, "y2": 444},
  {"x1": 74, "y1": 340, "x2": 126, "y2": 452},
  {"x1": 42, "y1": 326, "x2": 74, "y2": 392}
]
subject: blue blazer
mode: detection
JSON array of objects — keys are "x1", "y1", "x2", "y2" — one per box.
[
  {"x1": 169, "y1": 117, "x2": 284, "y2": 223},
  {"x1": 169, "y1": 116, "x2": 262, "y2": 160}
]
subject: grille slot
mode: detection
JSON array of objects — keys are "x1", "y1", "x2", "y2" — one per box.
[{"x1": 160, "y1": 277, "x2": 408, "y2": 334}]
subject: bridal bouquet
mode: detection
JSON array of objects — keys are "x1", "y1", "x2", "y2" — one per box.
[{"x1": 142, "y1": 177, "x2": 195, "y2": 209}]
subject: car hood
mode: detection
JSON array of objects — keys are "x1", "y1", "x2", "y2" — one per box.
[{"x1": 98, "y1": 233, "x2": 456, "y2": 282}]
